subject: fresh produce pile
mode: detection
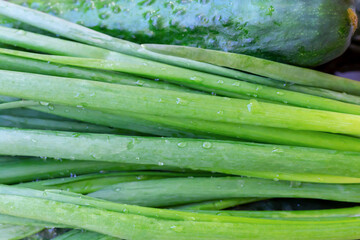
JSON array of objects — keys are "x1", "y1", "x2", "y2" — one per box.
[{"x1": 0, "y1": 0, "x2": 359, "y2": 239}]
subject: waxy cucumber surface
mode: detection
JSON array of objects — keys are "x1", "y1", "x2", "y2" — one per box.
[{"x1": 2, "y1": 0, "x2": 357, "y2": 66}]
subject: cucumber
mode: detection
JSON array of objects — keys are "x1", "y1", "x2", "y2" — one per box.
[
  {"x1": 355, "y1": 0, "x2": 360, "y2": 38},
  {"x1": 2, "y1": 0, "x2": 357, "y2": 66}
]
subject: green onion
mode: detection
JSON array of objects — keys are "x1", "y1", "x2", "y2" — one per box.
[
  {"x1": 88, "y1": 177, "x2": 360, "y2": 207},
  {"x1": 53, "y1": 230, "x2": 118, "y2": 240},
  {"x1": 191, "y1": 207, "x2": 360, "y2": 220},
  {"x1": 0, "y1": 156, "x2": 177, "y2": 184},
  {"x1": 0, "y1": 224, "x2": 44, "y2": 240},
  {"x1": 1, "y1": 128, "x2": 360, "y2": 183},
  {"x1": 28, "y1": 103, "x2": 360, "y2": 152},
  {"x1": 2, "y1": 47, "x2": 360, "y2": 115},
  {"x1": 0, "y1": 95, "x2": 17, "y2": 103},
  {"x1": 0, "y1": 105, "x2": 70, "y2": 121},
  {"x1": 0, "y1": 100, "x2": 39, "y2": 110},
  {"x1": 1, "y1": 185, "x2": 360, "y2": 239},
  {"x1": 143, "y1": 44, "x2": 360, "y2": 96},
  {"x1": 30, "y1": 104, "x2": 209, "y2": 139},
  {"x1": 0, "y1": 214, "x2": 60, "y2": 227},
  {"x1": 17, "y1": 172, "x2": 216, "y2": 194},
  {"x1": 1, "y1": 99, "x2": 359, "y2": 152},
  {"x1": 0, "y1": 115, "x2": 134, "y2": 134},
  {"x1": 0, "y1": 53, "x2": 197, "y2": 93},
  {"x1": 1, "y1": 70, "x2": 360, "y2": 136},
  {"x1": 172, "y1": 198, "x2": 265, "y2": 211}
]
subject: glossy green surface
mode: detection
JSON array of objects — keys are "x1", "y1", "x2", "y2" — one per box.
[
  {"x1": 0, "y1": 224, "x2": 43, "y2": 240},
  {"x1": 18, "y1": 171, "x2": 214, "y2": 194},
  {"x1": 0, "y1": 156, "x2": 174, "y2": 184},
  {"x1": 172, "y1": 198, "x2": 265, "y2": 210},
  {"x1": 2, "y1": 127, "x2": 360, "y2": 183},
  {"x1": 2, "y1": 185, "x2": 360, "y2": 240},
  {"x1": 89, "y1": 177, "x2": 360, "y2": 207},
  {"x1": 3, "y1": 0, "x2": 356, "y2": 66},
  {"x1": 53, "y1": 230, "x2": 118, "y2": 240}
]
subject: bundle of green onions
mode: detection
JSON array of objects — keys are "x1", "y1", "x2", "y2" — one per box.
[{"x1": 0, "y1": 1, "x2": 360, "y2": 239}]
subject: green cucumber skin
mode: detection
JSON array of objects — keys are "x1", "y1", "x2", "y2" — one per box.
[{"x1": 4, "y1": 0, "x2": 356, "y2": 66}]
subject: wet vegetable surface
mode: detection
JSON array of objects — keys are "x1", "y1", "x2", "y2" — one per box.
[{"x1": 2, "y1": 0, "x2": 357, "y2": 66}]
